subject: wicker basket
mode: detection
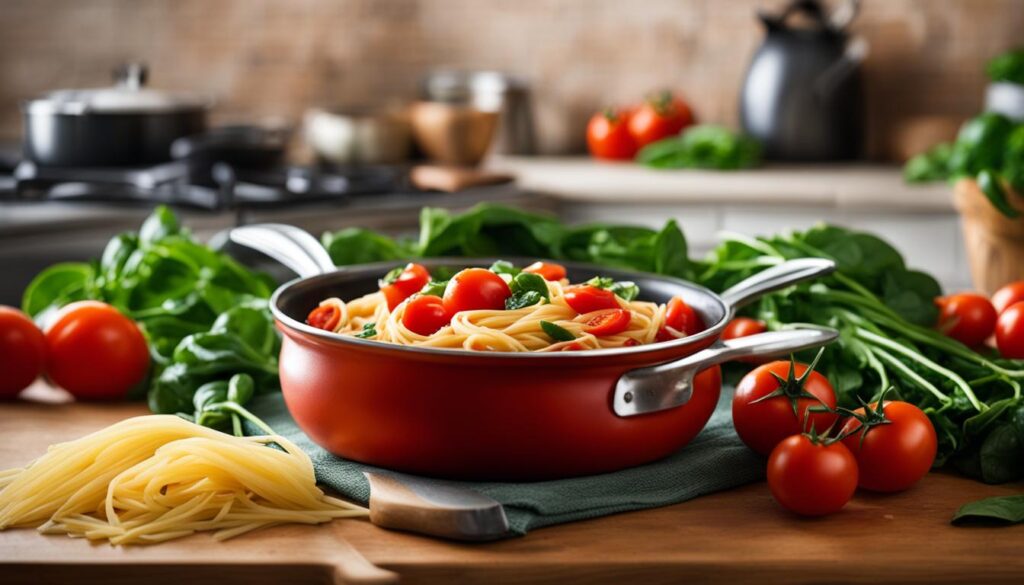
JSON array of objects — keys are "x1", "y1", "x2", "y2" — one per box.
[{"x1": 954, "y1": 178, "x2": 1024, "y2": 295}]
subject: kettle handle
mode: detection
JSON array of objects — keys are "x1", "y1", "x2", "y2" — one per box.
[{"x1": 813, "y1": 36, "x2": 869, "y2": 99}]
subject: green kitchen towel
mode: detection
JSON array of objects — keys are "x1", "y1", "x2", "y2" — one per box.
[{"x1": 247, "y1": 387, "x2": 764, "y2": 536}]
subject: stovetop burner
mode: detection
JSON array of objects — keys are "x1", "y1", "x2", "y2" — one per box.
[{"x1": 2, "y1": 158, "x2": 406, "y2": 211}]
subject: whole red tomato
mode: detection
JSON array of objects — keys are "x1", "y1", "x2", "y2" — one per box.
[
  {"x1": 0, "y1": 306, "x2": 46, "y2": 398},
  {"x1": 628, "y1": 91, "x2": 695, "y2": 147},
  {"x1": 380, "y1": 263, "x2": 431, "y2": 310},
  {"x1": 443, "y1": 268, "x2": 511, "y2": 314},
  {"x1": 840, "y1": 400, "x2": 937, "y2": 493},
  {"x1": 992, "y1": 281, "x2": 1024, "y2": 314},
  {"x1": 402, "y1": 295, "x2": 452, "y2": 336},
  {"x1": 768, "y1": 434, "x2": 858, "y2": 516},
  {"x1": 45, "y1": 301, "x2": 150, "y2": 400},
  {"x1": 996, "y1": 301, "x2": 1024, "y2": 359},
  {"x1": 936, "y1": 293, "x2": 997, "y2": 347},
  {"x1": 732, "y1": 357, "x2": 838, "y2": 455},
  {"x1": 586, "y1": 109, "x2": 637, "y2": 160}
]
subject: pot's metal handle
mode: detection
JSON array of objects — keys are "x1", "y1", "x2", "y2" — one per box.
[
  {"x1": 719, "y1": 258, "x2": 835, "y2": 310},
  {"x1": 229, "y1": 223, "x2": 336, "y2": 278},
  {"x1": 613, "y1": 328, "x2": 838, "y2": 418}
]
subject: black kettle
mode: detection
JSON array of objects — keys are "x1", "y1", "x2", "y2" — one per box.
[{"x1": 739, "y1": 0, "x2": 867, "y2": 161}]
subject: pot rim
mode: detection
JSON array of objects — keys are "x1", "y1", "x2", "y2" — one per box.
[{"x1": 269, "y1": 258, "x2": 733, "y2": 362}]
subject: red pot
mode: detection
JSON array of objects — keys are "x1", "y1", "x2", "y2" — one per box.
[{"x1": 232, "y1": 224, "x2": 837, "y2": 480}]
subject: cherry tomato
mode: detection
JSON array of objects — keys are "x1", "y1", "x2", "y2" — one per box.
[
  {"x1": 0, "y1": 306, "x2": 46, "y2": 398},
  {"x1": 582, "y1": 308, "x2": 631, "y2": 336},
  {"x1": 380, "y1": 263, "x2": 431, "y2": 310},
  {"x1": 993, "y1": 282, "x2": 1024, "y2": 314},
  {"x1": 627, "y1": 91, "x2": 695, "y2": 147},
  {"x1": 523, "y1": 261, "x2": 567, "y2": 282},
  {"x1": 586, "y1": 108, "x2": 637, "y2": 160},
  {"x1": 840, "y1": 401, "x2": 937, "y2": 493},
  {"x1": 936, "y1": 293, "x2": 997, "y2": 347},
  {"x1": 564, "y1": 285, "x2": 619, "y2": 314},
  {"x1": 732, "y1": 359, "x2": 838, "y2": 455},
  {"x1": 768, "y1": 434, "x2": 858, "y2": 516},
  {"x1": 560, "y1": 341, "x2": 585, "y2": 352},
  {"x1": 996, "y1": 301, "x2": 1024, "y2": 359},
  {"x1": 402, "y1": 295, "x2": 452, "y2": 336},
  {"x1": 45, "y1": 301, "x2": 150, "y2": 401},
  {"x1": 307, "y1": 304, "x2": 341, "y2": 331},
  {"x1": 665, "y1": 296, "x2": 703, "y2": 336},
  {"x1": 723, "y1": 317, "x2": 767, "y2": 340},
  {"x1": 443, "y1": 268, "x2": 512, "y2": 314}
]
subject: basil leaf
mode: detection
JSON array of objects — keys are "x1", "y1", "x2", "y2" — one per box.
[
  {"x1": 610, "y1": 281, "x2": 639, "y2": 301},
  {"x1": 227, "y1": 373, "x2": 255, "y2": 406},
  {"x1": 506, "y1": 290, "x2": 544, "y2": 310},
  {"x1": 978, "y1": 169, "x2": 1021, "y2": 219},
  {"x1": 505, "y1": 272, "x2": 550, "y2": 309},
  {"x1": 380, "y1": 266, "x2": 404, "y2": 286},
  {"x1": 489, "y1": 260, "x2": 520, "y2": 276},
  {"x1": 355, "y1": 322, "x2": 377, "y2": 338},
  {"x1": 421, "y1": 280, "x2": 448, "y2": 297},
  {"x1": 952, "y1": 495, "x2": 1024, "y2": 525},
  {"x1": 586, "y1": 276, "x2": 639, "y2": 301},
  {"x1": 540, "y1": 320, "x2": 575, "y2": 342}
]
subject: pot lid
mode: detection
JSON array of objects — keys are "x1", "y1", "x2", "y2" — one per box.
[{"x1": 24, "y1": 63, "x2": 210, "y2": 115}]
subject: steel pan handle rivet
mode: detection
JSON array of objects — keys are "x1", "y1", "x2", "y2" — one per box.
[{"x1": 623, "y1": 391, "x2": 634, "y2": 404}]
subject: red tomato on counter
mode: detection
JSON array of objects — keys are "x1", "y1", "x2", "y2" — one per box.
[
  {"x1": 587, "y1": 109, "x2": 637, "y2": 160},
  {"x1": 840, "y1": 400, "x2": 937, "y2": 493},
  {"x1": 996, "y1": 301, "x2": 1024, "y2": 359},
  {"x1": 993, "y1": 281, "x2": 1024, "y2": 314},
  {"x1": 628, "y1": 91, "x2": 695, "y2": 147},
  {"x1": 722, "y1": 317, "x2": 767, "y2": 340},
  {"x1": 0, "y1": 306, "x2": 46, "y2": 398},
  {"x1": 45, "y1": 301, "x2": 149, "y2": 400},
  {"x1": 768, "y1": 434, "x2": 858, "y2": 516}
]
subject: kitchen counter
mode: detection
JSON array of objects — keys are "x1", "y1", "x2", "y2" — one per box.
[
  {"x1": 488, "y1": 156, "x2": 953, "y2": 211},
  {"x1": 3, "y1": 391, "x2": 1023, "y2": 585}
]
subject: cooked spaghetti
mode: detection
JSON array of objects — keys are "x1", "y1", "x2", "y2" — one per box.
[
  {"x1": 0, "y1": 415, "x2": 365, "y2": 544},
  {"x1": 305, "y1": 260, "x2": 703, "y2": 352}
]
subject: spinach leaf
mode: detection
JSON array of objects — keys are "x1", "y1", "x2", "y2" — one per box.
[
  {"x1": 903, "y1": 143, "x2": 953, "y2": 183},
  {"x1": 585, "y1": 276, "x2": 640, "y2": 301},
  {"x1": 978, "y1": 170, "x2": 1021, "y2": 219},
  {"x1": 322, "y1": 228, "x2": 413, "y2": 265},
  {"x1": 21, "y1": 262, "x2": 94, "y2": 319},
  {"x1": 489, "y1": 260, "x2": 520, "y2": 276},
  {"x1": 987, "y1": 47, "x2": 1024, "y2": 85},
  {"x1": 540, "y1": 320, "x2": 575, "y2": 342},
  {"x1": 637, "y1": 125, "x2": 761, "y2": 170}
]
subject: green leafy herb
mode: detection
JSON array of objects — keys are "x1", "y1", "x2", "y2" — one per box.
[
  {"x1": 637, "y1": 125, "x2": 761, "y2": 170},
  {"x1": 354, "y1": 322, "x2": 378, "y2": 338},
  {"x1": 489, "y1": 260, "x2": 521, "y2": 276},
  {"x1": 420, "y1": 280, "x2": 448, "y2": 297},
  {"x1": 987, "y1": 47, "x2": 1024, "y2": 85},
  {"x1": 380, "y1": 266, "x2": 404, "y2": 285},
  {"x1": 952, "y1": 495, "x2": 1024, "y2": 525},
  {"x1": 903, "y1": 142, "x2": 953, "y2": 183},
  {"x1": 506, "y1": 272, "x2": 550, "y2": 309},
  {"x1": 540, "y1": 320, "x2": 575, "y2": 342},
  {"x1": 586, "y1": 276, "x2": 640, "y2": 301},
  {"x1": 184, "y1": 373, "x2": 274, "y2": 437}
]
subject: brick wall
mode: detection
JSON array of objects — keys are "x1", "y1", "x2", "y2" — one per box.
[{"x1": 1, "y1": 0, "x2": 1020, "y2": 157}]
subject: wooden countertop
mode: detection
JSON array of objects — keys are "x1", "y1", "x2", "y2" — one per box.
[
  {"x1": 3, "y1": 396, "x2": 1023, "y2": 584},
  {"x1": 488, "y1": 156, "x2": 955, "y2": 212}
]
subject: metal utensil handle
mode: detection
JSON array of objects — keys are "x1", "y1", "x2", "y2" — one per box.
[
  {"x1": 229, "y1": 223, "x2": 336, "y2": 278},
  {"x1": 613, "y1": 328, "x2": 838, "y2": 417},
  {"x1": 719, "y1": 258, "x2": 835, "y2": 310}
]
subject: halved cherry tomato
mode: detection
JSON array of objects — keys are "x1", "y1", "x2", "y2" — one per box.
[
  {"x1": 993, "y1": 281, "x2": 1024, "y2": 314},
  {"x1": 564, "y1": 285, "x2": 619, "y2": 314},
  {"x1": 523, "y1": 261, "x2": 567, "y2": 282},
  {"x1": 996, "y1": 301, "x2": 1024, "y2": 359},
  {"x1": 402, "y1": 296, "x2": 452, "y2": 336},
  {"x1": 443, "y1": 268, "x2": 512, "y2": 314},
  {"x1": 768, "y1": 434, "x2": 858, "y2": 517},
  {"x1": 665, "y1": 296, "x2": 703, "y2": 336},
  {"x1": 560, "y1": 341, "x2": 585, "y2": 351},
  {"x1": 732, "y1": 359, "x2": 838, "y2": 455},
  {"x1": 582, "y1": 308, "x2": 632, "y2": 337},
  {"x1": 307, "y1": 304, "x2": 341, "y2": 331},
  {"x1": 627, "y1": 91, "x2": 695, "y2": 148},
  {"x1": 623, "y1": 338, "x2": 640, "y2": 347},
  {"x1": 0, "y1": 306, "x2": 46, "y2": 398},
  {"x1": 380, "y1": 263, "x2": 431, "y2": 310},
  {"x1": 586, "y1": 108, "x2": 637, "y2": 160},
  {"x1": 723, "y1": 317, "x2": 767, "y2": 340},
  {"x1": 840, "y1": 400, "x2": 936, "y2": 493},
  {"x1": 45, "y1": 301, "x2": 149, "y2": 401},
  {"x1": 936, "y1": 292, "x2": 997, "y2": 347}
]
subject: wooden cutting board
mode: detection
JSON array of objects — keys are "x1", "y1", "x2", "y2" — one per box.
[{"x1": 3, "y1": 389, "x2": 1024, "y2": 584}]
